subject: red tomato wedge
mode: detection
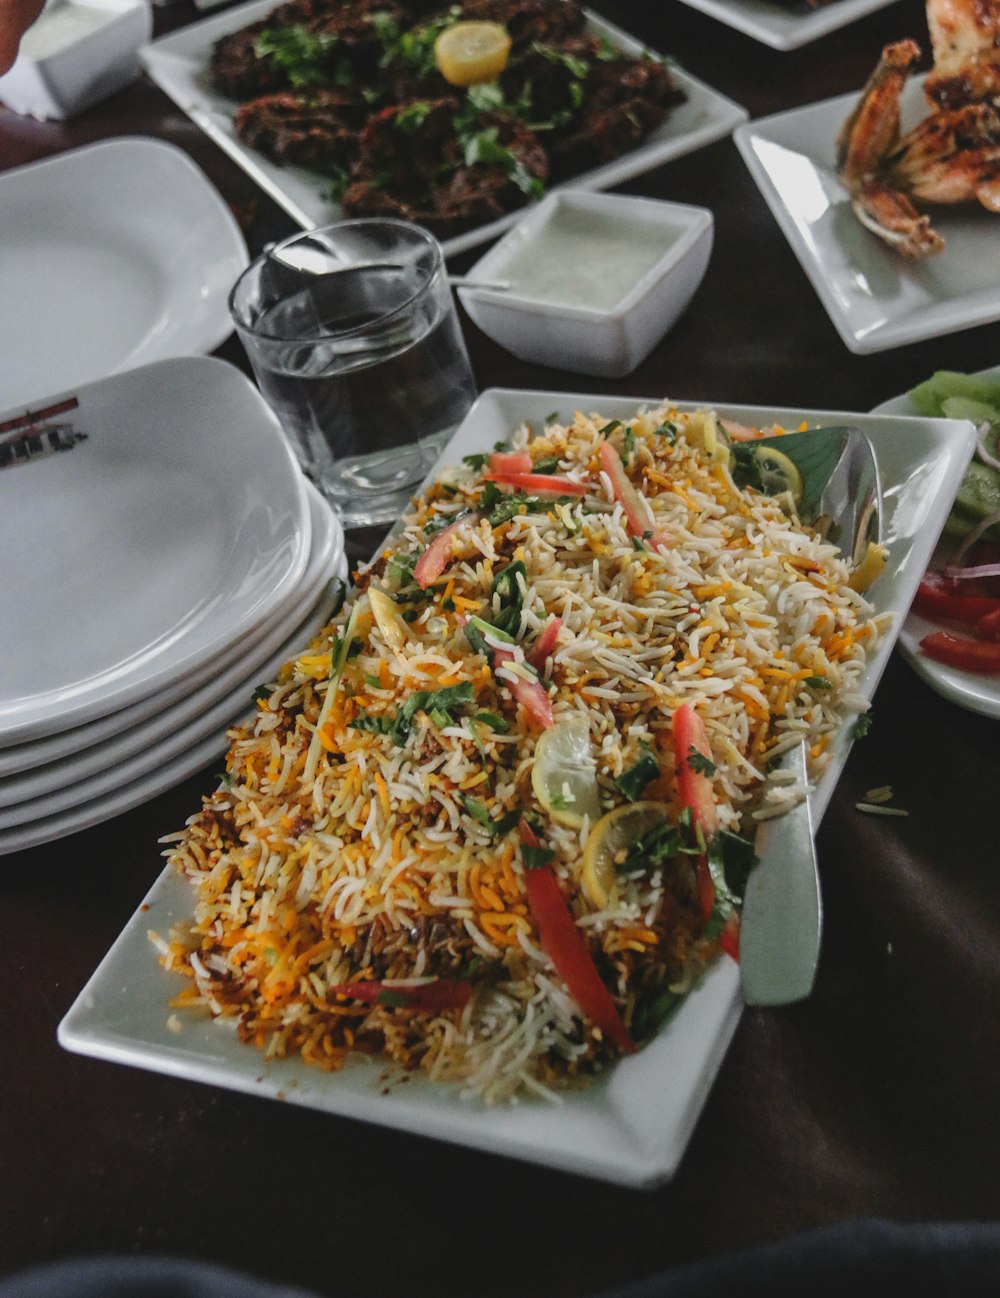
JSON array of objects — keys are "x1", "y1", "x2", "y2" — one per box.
[
  {"x1": 413, "y1": 513, "x2": 478, "y2": 588},
  {"x1": 492, "y1": 645, "x2": 554, "y2": 728},
  {"x1": 482, "y1": 470, "x2": 588, "y2": 496},
  {"x1": 673, "y1": 704, "x2": 719, "y2": 836},
  {"x1": 518, "y1": 824, "x2": 635, "y2": 1053},
  {"x1": 920, "y1": 630, "x2": 1000, "y2": 672},
  {"x1": 912, "y1": 574, "x2": 1000, "y2": 626},
  {"x1": 598, "y1": 440, "x2": 669, "y2": 550},
  {"x1": 673, "y1": 703, "x2": 719, "y2": 922},
  {"x1": 977, "y1": 608, "x2": 1000, "y2": 642},
  {"x1": 488, "y1": 449, "x2": 533, "y2": 475},
  {"x1": 526, "y1": 615, "x2": 562, "y2": 671},
  {"x1": 332, "y1": 980, "x2": 472, "y2": 1012}
]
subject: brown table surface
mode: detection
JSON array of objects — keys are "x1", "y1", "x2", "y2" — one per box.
[{"x1": 3, "y1": 0, "x2": 1000, "y2": 1292}]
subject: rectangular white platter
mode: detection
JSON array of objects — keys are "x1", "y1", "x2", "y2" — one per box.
[
  {"x1": 676, "y1": 0, "x2": 903, "y2": 52},
  {"x1": 140, "y1": 1, "x2": 748, "y2": 257},
  {"x1": 59, "y1": 387, "x2": 975, "y2": 1187}
]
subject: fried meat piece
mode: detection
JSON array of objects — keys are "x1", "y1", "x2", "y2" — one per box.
[
  {"x1": 502, "y1": 36, "x2": 684, "y2": 180},
  {"x1": 342, "y1": 100, "x2": 548, "y2": 237},
  {"x1": 459, "y1": 0, "x2": 586, "y2": 48},
  {"x1": 233, "y1": 89, "x2": 366, "y2": 171}
]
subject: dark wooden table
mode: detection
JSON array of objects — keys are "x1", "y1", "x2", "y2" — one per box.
[{"x1": 3, "y1": 1, "x2": 1000, "y2": 1293}]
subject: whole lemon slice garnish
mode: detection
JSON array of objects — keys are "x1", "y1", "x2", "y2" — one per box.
[
  {"x1": 434, "y1": 21, "x2": 511, "y2": 87},
  {"x1": 581, "y1": 801, "x2": 673, "y2": 910},
  {"x1": 754, "y1": 446, "x2": 803, "y2": 508},
  {"x1": 531, "y1": 714, "x2": 601, "y2": 829}
]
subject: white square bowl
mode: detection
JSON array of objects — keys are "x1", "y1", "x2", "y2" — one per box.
[
  {"x1": 456, "y1": 190, "x2": 713, "y2": 378},
  {"x1": 0, "y1": 0, "x2": 151, "y2": 120}
]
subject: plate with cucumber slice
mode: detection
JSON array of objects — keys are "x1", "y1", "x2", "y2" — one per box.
[{"x1": 873, "y1": 366, "x2": 1000, "y2": 718}]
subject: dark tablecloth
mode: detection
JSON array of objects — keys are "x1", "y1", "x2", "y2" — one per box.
[{"x1": 2, "y1": 0, "x2": 1000, "y2": 1294}]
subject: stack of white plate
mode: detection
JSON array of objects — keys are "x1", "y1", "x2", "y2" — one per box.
[{"x1": 0, "y1": 356, "x2": 348, "y2": 854}]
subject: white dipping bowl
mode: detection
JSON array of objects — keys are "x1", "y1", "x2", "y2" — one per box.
[
  {"x1": 457, "y1": 190, "x2": 713, "y2": 378},
  {"x1": 0, "y1": 0, "x2": 151, "y2": 121}
]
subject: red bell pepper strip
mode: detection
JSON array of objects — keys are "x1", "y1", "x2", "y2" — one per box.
[
  {"x1": 332, "y1": 980, "x2": 472, "y2": 1012},
  {"x1": 920, "y1": 630, "x2": 1000, "y2": 672},
  {"x1": 912, "y1": 574, "x2": 1000, "y2": 626},
  {"x1": 673, "y1": 704, "x2": 719, "y2": 921},
  {"x1": 598, "y1": 440, "x2": 669, "y2": 551},
  {"x1": 413, "y1": 512, "x2": 479, "y2": 588},
  {"x1": 488, "y1": 449, "x2": 533, "y2": 475},
  {"x1": 719, "y1": 913, "x2": 740, "y2": 962},
  {"x1": 526, "y1": 615, "x2": 562, "y2": 671},
  {"x1": 518, "y1": 821, "x2": 635, "y2": 1053},
  {"x1": 482, "y1": 470, "x2": 588, "y2": 496}
]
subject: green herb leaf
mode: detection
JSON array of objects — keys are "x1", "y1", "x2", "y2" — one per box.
[
  {"x1": 614, "y1": 744, "x2": 660, "y2": 802},
  {"x1": 522, "y1": 844, "x2": 555, "y2": 870},
  {"x1": 687, "y1": 747, "x2": 717, "y2": 777}
]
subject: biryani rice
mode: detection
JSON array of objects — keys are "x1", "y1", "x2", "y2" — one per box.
[{"x1": 157, "y1": 402, "x2": 886, "y2": 1103}]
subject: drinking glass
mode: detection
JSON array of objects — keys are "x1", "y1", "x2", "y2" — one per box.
[{"x1": 229, "y1": 218, "x2": 477, "y2": 530}]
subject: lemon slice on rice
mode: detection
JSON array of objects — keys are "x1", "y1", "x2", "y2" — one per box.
[
  {"x1": 434, "y1": 21, "x2": 511, "y2": 86},
  {"x1": 581, "y1": 801, "x2": 672, "y2": 909},
  {"x1": 755, "y1": 446, "x2": 804, "y2": 509},
  {"x1": 531, "y1": 715, "x2": 601, "y2": 829}
]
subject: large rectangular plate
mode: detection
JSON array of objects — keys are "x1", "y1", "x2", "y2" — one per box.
[
  {"x1": 734, "y1": 79, "x2": 1000, "y2": 354},
  {"x1": 139, "y1": 1, "x2": 747, "y2": 258},
  {"x1": 58, "y1": 388, "x2": 975, "y2": 1187}
]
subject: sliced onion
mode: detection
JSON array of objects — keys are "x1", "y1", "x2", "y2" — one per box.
[
  {"x1": 976, "y1": 420, "x2": 1000, "y2": 472},
  {"x1": 948, "y1": 508, "x2": 1000, "y2": 570}
]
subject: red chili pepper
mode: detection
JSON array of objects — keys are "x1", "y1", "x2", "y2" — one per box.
[
  {"x1": 518, "y1": 822, "x2": 635, "y2": 1053},
  {"x1": 332, "y1": 980, "x2": 472, "y2": 1012},
  {"x1": 912, "y1": 574, "x2": 1000, "y2": 626},
  {"x1": 482, "y1": 470, "x2": 588, "y2": 496},
  {"x1": 919, "y1": 630, "x2": 1000, "y2": 673},
  {"x1": 673, "y1": 704, "x2": 719, "y2": 921}
]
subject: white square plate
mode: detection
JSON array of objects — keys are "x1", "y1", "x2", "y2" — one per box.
[
  {"x1": 872, "y1": 365, "x2": 1000, "y2": 719},
  {"x1": 734, "y1": 79, "x2": 1000, "y2": 353},
  {"x1": 676, "y1": 0, "x2": 902, "y2": 51},
  {"x1": 140, "y1": 2, "x2": 747, "y2": 258},
  {"x1": 58, "y1": 388, "x2": 974, "y2": 1187},
  {"x1": 1, "y1": 357, "x2": 310, "y2": 747},
  {"x1": 0, "y1": 137, "x2": 248, "y2": 412}
]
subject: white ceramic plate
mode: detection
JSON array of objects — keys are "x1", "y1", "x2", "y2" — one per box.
[
  {"x1": 0, "y1": 483, "x2": 344, "y2": 805},
  {"x1": 0, "y1": 137, "x2": 248, "y2": 412},
  {"x1": 58, "y1": 388, "x2": 972, "y2": 1187},
  {"x1": 0, "y1": 570, "x2": 347, "y2": 855},
  {"x1": 676, "y1": 0, "x2": 902, "y2": 51},
  {"x1": 873, "y1": 366, "x2": 1000, "y2": 718},
  {"x1": 734, "y1": 79, "x2": 1000, "y2": 353},
  {"x1": 0, "y1": 484, "x2": 342, "y2": 780},
  {"x1": 140, "y1": 2, "x2": 747, "y2": 258},
  {"x1": 0, "y1": 356, "x2": 311, "y2": 748}
]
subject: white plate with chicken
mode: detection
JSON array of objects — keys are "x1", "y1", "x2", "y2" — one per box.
[{"x1": 733, "y1": 0, "x2": 1000, "y2": 352}]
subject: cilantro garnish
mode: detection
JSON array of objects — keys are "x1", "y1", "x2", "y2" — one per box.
[{"x1": 614, "y1": 744, "x2": 660, "y2": 801}]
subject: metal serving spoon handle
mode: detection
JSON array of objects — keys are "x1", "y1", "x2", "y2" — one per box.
[
  {"x1": 739, "y1": 739, "x2": 821, "y2": 1007},
  {"x1": 734, "y1": 425, "x2": 880, "y2": 1007}
]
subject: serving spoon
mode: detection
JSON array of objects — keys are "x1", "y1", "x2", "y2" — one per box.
[{"x1": 735, "y1": 425, "x2": 882, "y2": 1008}]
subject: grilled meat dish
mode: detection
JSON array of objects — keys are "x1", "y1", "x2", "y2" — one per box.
[{"x1": 210, "y1": 0, "x2": 684, "y2": 238}]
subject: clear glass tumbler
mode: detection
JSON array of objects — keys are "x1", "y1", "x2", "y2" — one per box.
[{"x1": 229, "y1": 218, "x2": 477, "y2": 531}]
